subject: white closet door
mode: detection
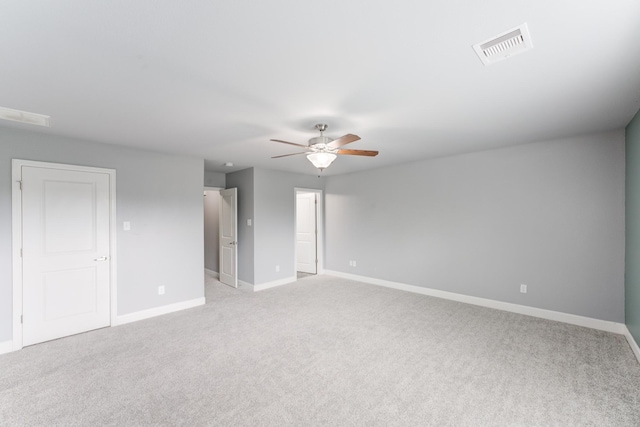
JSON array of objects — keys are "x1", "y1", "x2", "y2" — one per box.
[
  {"x1": 296, "y1": 192, "x2": 317, "y2": 274},
  {"x1": 22, "y1": 166, "x2": 111, "y2": 346}
]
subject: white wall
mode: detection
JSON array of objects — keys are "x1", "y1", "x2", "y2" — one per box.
[
  {"x1": 224, "y1": 167, "x2": 325, "y2": 285},
  {"x1": 0, "y1": 126, "x2": 205, "y2": 342},
  {"x1": 253, "y1": 168, "x2": 324, "y2": 285},
  {"x1": 324, "y1": 131, "x2": 625, "y2": 322},
  {"x1": 204, "y1": 171, "x2": 225, "y2": 188}
]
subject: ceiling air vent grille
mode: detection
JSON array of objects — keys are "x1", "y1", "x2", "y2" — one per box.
[
  {"x1": 473, "y1": 23, "x2": 533, "y2": 66},
  {"x1": 0, "y1": 106, "x2": 50, "y2": 127}
]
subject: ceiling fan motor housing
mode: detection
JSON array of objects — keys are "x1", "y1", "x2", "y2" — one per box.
[{"x1": 308, "y1": 135, "x2": 333, "y2": 149}]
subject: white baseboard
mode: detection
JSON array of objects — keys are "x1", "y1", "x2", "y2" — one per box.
[
  {"x1": 238, "y1": 276, "x2": 297, "y2": 292},
  {"x1": 623, "y1": 327, "x2": 640, "y2": 364},
  {"x1": 253, "y1": 275, "x2": 297, "y2": 292},
  {"x1": 204, "y1": 269, "x2": 219, "y2": 278},
  {"x1": 114, "y1": 297, "x2": 206, "y2": 326},
  {"x1": 324, "y1": 270, "x2": 627, "y2": 335},
  {"x1": 0, "y1": 340, "x2": 14, "y2": 355},
  {"x1": 1, "y1": 298, "x2": 206, "y2": 354}
]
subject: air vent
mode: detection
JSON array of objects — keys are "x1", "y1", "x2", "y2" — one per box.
[
  {"x1": 473, "y1": 23, "x2": 533, "y2": 66},
  {"x1": 0, "y1": 106, "x2": 50, "y2": 127}
]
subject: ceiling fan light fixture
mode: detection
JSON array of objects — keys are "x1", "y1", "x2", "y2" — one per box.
[
  {"x1": 271, "y1": 123, "x2": 377, "y2": 170},
  {"x1": 307, "y1": 152, "x2": 337, "y2": 171}
]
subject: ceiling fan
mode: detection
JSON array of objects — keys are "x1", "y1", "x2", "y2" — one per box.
[{"x1": 271, "y1": 124, "x2": 378, "y2": 171}]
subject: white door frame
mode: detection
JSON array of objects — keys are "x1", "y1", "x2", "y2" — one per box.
[
  {"x1": 11, "y1": 159, "x2": 117, "y2": 351},
  {"x1": 294, "y1": 188, "x2": 324, "y2": 275}
]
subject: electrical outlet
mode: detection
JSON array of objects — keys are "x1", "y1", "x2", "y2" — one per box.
[
  {"x1": 158, "y1": 286, "x2": 165, "y2": 295},
  {"x1": 349, "y1": 260, "x2": 357, "y2": 267},
  {"x1": 520, "y1": 284, "x2": 527, "y2": 294},
  {"x1": 275, "y1": 265, "x2": 280, "y2": 272}
]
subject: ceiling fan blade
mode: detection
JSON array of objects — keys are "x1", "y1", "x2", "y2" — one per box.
[
  {"x1": 270, "y1": 139, "x2": 310, "y2": 148},
  {"x1": 271, "y1": 152, "x2": 309, "y2": 159},
  {"x1": 327, "y1": 134, "x2": 360, "y2": 149},
  {"x1": 337, "y1": 149, "x2": 379, "y2": 157}
]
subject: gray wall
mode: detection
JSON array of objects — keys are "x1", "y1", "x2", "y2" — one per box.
[
  {"x1": 626, "y1": 109, "x2": 640, "y2": 343},
  {"x1": 324, "y1": 131, "x2": 625, "y2": 322},
  {"x1": 0, "y1": 126, "x2": 205, "y2": 342},
  {"x1": 204, "y1": 190, "x2": 220, "y2": 272},
  {"x1": 253, "y1": 168, "x2": 324, "y2": 284},
  {"x1": 204, "y1": 171, "x2": 225, "y2": 188},
  {"x1": 226, "y1": 168, "x2": 254, "y2": 284}
]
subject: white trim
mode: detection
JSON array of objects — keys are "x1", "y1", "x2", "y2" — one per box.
[
  {"x1": 114, "y1": 297, "x2": 205, "y2": 326},
  {"x1": 11, "y1": 159, "x2": 118, "y2": 352},
  {"x1": 11, "y1": 163, "x2": 23, "y2": 351},
  {"x1": 0, "y1": 340, "x2": 14, "y2": 355},
  {"x1": 623, "y1": 327, "x2": 640, "y2": 364},
  {"x1": 324, "y1": 270, "x2": 627, "y2": 335},
  {"x1": 253, "y1": 275, "x2": 297, "y2": 292},
  {"x1": 205, "y1": 269, "x2": 219, "y2": 278}
]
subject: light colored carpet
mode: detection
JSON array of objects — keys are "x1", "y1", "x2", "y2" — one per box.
[{"x1": 1, "y1": 273, "x2": 639, "y2": 426}]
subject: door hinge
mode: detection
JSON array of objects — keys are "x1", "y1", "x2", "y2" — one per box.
[
  {"x1": 21, "y1": 315, "x2": 23, "y2": 324},
  {"x1": 20, "y1": 248, "x2": 23, "y2": 257}
]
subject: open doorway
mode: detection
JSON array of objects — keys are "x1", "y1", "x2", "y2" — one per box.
[
  {"x1": 295, "y1": 188, "x2": 324, "y2": 279},
  {"x1": 203, "y1": 187, "x2": 222, "y2": 279},
  {"x1": 204, "y1": 186, "x2": 238, "y2": 301}
]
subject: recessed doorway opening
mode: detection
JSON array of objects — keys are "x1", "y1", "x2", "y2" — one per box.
[{"x1": 295, "y1": 188, "x2": 324, "y2": 279}]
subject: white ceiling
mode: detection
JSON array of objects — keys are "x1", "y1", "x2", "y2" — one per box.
[{"x1": 1, "y1": 1, "x2": 640, "y2": 176}]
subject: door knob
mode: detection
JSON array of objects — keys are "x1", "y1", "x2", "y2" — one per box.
[{"x1": 94, "y1": 256, "x2": 108, "y2": 261}]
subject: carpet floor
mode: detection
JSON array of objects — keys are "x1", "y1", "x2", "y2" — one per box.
[{"x1": 1, "y1": 273, "x2": 639, "y2": 426}]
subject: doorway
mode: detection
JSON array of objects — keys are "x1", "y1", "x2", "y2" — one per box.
[
  {"x1": 295, "y1": 188, "x2": 324, "y2": 278},
  {"x1": 203, "y1": 186, "x2": 238, "y2": 290},
  {"x1": 203, "y1": 187, "x2": 222, "y2": 278}
]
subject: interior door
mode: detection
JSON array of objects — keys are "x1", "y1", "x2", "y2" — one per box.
[
  {"x1": 219, "y1": 188, "x2": 238, "y2": 288},
  {"x1": 21, "y1": 165, "x2": 111, "y2": 346},
  {"x1": 296, "y1": 192, "x2": 317, "y2": 274}
]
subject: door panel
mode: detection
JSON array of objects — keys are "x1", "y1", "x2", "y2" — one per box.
[
  {"x1": 43, "y1": 181, "x2": 95, "y2": 252},
  {"x1": 296, "y1": 192, "x2": 317, "y2": 274},
  {"x1": 219, "y1": 188, "x2": 238, "y2": 288},
  {"x1": 22, "y1": 166, "x2": 111, "y2": 346},
  {"x1": 44, "y1": 267, "x2": 97, "y2": 320}
]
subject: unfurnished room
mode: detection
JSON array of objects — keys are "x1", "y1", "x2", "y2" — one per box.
[{"x1": 1, "y1": 1, "x2": 640, "y2": 426}]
